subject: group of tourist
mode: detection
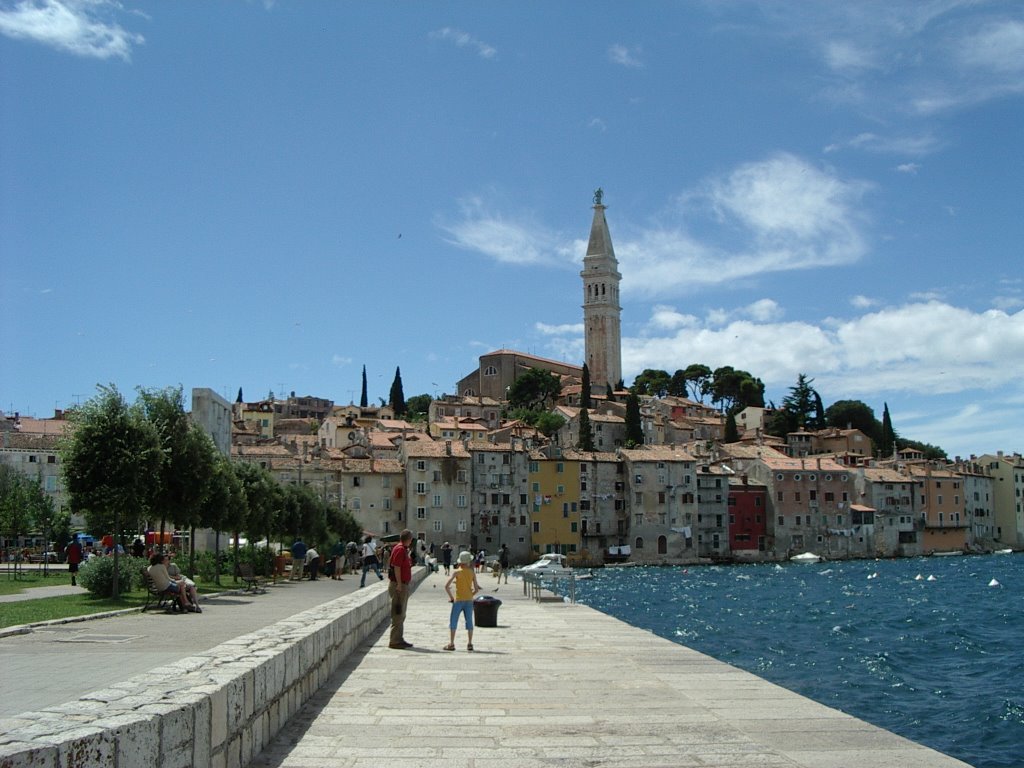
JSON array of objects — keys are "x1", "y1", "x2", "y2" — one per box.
[{"x1": 386, "y1": 531, "x2": 509, "y2": 652}]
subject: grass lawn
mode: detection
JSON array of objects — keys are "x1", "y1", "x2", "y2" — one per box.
[
  {"x1": 0, "y1": 573, "x2": 233, "y2": 629},
  {"x1": 0, "y1": 593, "x2": 149, "y2": 628},
  {"x1": 0, "y1": 570, "x2": 74, "y2": 595}
]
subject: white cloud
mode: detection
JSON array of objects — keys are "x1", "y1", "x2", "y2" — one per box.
[
  {"x1": 957, "y1": 20, "x2": 1024, "y2": 74},
  {"x1": 896, "y1": 163, "x2": 920, "y2": 174},
  {"x1": 608, "y1": 43, "x2": 643, "y2": 68},
  {"x1": 992, "y1": 296, "x2": 1024, "y2": 312},
  {"x1": 443, "y1": 153, "x2": 870, "y2": 297},
  {"x1": 618, "y1": 300, "x2": 1024, "y2": 396},
  {"x1": 826, "y1": 132, "x2": 942, "y2": 156},
  {"x1": 617, "y1": 153, "x2": 870, "y2": 298},
  {"x1": 850, "y1": 294, "x2": 877, "y2": 309},
  {"x1": 429, "y1": 27, "x2": 496, "y2": 59},
  {"x1": 0, "y1": 0, "x2": 143, "y2": 60},
  {"x1": 438, "y1": 196, "x2": 562, "y2": 266},
  {"x1": 331, "y1": 355, "x2": 352, "y2": 366},
  {"x1": 824, "y1": 39, "x2": 878, "y2": 73},
  {"x1": 743, "y1": 299, "x2": 784, "y2": 322}
]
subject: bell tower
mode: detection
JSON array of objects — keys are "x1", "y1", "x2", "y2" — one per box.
[{"x1": 581, "y1": 188, "x2": 622, "y2": 392}]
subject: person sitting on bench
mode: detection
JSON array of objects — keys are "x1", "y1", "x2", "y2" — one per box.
[{"x1": 148, "y1": 553, "x2": 197, "y2": 613}]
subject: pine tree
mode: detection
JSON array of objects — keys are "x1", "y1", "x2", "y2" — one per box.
[
  {"x1": 605, "y1": 383, "x2": 615, "y2": 402},
  {"x1": 581, "y1": 363, "x2": 592, "y2": 410},
  {"x1": 578, "y1": 408, "x2": 595, "y2": 451},
  {"x1": 389, "y1": 366, "x2": 406, "y2": 417},
  {"x1": 360, "y1": 365, "x2": 368, "y2": 408}
]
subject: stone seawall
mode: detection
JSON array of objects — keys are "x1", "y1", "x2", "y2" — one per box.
[{"x1": 0, "y1": 570, "x2": 425, "y2": 768}]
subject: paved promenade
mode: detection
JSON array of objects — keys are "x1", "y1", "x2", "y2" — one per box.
[
  {"x1": 253, "y1": 568, "x2": 971, "y2": 768},
  {"x1": 0, "y1": 573, "x2": 371, "y2": 717}
]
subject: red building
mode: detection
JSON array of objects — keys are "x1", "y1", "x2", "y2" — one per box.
[{"x1": 729, "y1": 477, "x2": 768, "y2": 554}]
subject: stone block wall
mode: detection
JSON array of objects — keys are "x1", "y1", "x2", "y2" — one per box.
[{"x1": 0, "y1": 571, "x2": 423, "y2": 768}]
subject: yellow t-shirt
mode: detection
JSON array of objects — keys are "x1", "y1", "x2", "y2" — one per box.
[{"x1": 453, "y1": 567, "x2": 475, "y2": 601}]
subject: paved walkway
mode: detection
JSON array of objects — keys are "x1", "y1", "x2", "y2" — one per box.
[
  {"x1": 252, "y1": 568, "x2": 971, "y2": 768},
  {"x1": 0, "y1": 573, "x2": 376, "y2": 717}
]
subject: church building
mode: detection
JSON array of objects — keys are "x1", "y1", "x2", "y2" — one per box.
[{"x1": 457, "y1": 190, "x2": 624, "y2": 400}]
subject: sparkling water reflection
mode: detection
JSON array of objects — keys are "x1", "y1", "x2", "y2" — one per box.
[{"x1": 574, "y1": 554, "x2": 1024, "y2": 768}]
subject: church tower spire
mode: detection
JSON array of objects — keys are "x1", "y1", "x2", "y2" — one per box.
[{"x1": 581, "y1": 188, "x2": 622, "y2": 392}]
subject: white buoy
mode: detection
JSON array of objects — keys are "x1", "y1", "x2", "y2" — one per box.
[
  {"x1": 989, "y1": 578, "x2": 1000, "y2": 587},
  {"x1": 915, "y1": 574, "x2": 924, "y2": 580},
  {"x1": 867, "y1": 572, "x2": 878, "y2": 579},
  {"x1": 927, "y1": 575, "x2": 937, "y2": 581}
]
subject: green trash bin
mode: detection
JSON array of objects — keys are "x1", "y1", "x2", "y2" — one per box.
[{"x1": 473, "y1": 595, "x2": 502, "y2": 627}]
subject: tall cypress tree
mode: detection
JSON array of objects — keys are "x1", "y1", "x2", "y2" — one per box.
[
  {"x1": 360, "y1": 365, "x2": 368, "y2": 408},
  {"x1": 625, "y1": 393, "x2": 644, "y2": 446},
  {"x1": 881, "y1": 402, "x2": 896, "y2": 458},
  {"x1": 578, "y1": 408, "x2": 595, "y2": 451},
  {"x1": 581, "y1": 363, "x2": 592, "y2": 410},
  {"x1": 724, "y1": 411, "x2": 739, "y2": 443},
  {"x1": 389, "y1": 366, "x2": 406, "y2": 417}
]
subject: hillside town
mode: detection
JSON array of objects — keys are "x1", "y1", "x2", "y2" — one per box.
[{"x1": 3, "y1": 193, "x2": 1022, "y2": 565}]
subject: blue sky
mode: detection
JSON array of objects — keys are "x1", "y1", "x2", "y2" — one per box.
[{"x1": 2, "y1": 1, "x2": 1022, "y2": 460}]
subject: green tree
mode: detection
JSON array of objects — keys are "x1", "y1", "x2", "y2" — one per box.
[
  {"x1": 508, "y1": 368, "x2": 562, "y2": 411},
  {"x1": 389, "y1": 366, "x2": 406, "y2": 417},
  {"x1": 881, "y1": 402, "x2": 897, "y2": 458},
  {"x1": 578, "y1": 408, "x2": 595, "y2": 451},
  {"x1": 709, "y1": 366, "x2": 765, "y2": 415},
  {"x1": 61, "y1": 385, "x2": 162, "y2": 597},
  {"x1": 605, "y1": 383, "x2": 614, "y2": 402},
  {"x1": 825, "y1": 400, "x2": 881, "y2": 444},
  {"x1": 138, "y1": 387, "x2": 216, "y2": 549},
  {"x1": 766, "y1": 374, "x2": 820, "y2": 436},
  {"x1": 360, "y1": 365, "x2": 368, "y2": 408},
  {"x1": 405, "y1": 394, "x2": 432, "y2": 421},
  {"x1": 625, "y1": 393, "x2": 644, "y2": 446},
  {"x1": 0, "y1": 467, "x2": 34, "y2": 575},
  {"x1": 682, "y1": 364, "x2": 712, "y2": 402},
  {"x1": 631, "y1": 369, "x2": 671, "y2": 397},
  {"x1": 724, "y1": 411, "x2": 739, "y2": 443},
  {"x1": 580, "y1": 363, "x2": 592, "y2": 410},
  {"x1": 668, "y1": 369, "x2": 688, "y2": 397},
  {"x1": 534, "y1": 412, "x2": 566, "y2": 438}
]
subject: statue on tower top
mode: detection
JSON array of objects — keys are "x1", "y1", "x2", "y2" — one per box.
[{"x1": 593, "y1": 187, "x2": 603, "y2": 205}]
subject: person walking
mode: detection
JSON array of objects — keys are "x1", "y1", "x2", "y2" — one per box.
[
  {"x1": 387, "y1": 529, "x2": 414, "y2": 649},
  {"x1": 65, "y1": 537, "x2": 83, "y2": 587},
  {"x1": 305, "y1": 546, "x2": 321, "y2": 580},
  {"x1": 441, "y1": 542, "x2": 453, "y2": 575},
  {"x1": 498, "y1": 543, "x2": 510, "y2": 584},
  {"x1": 360, "y1": 535, "x2": 384, "y2": 588},
  {"x1": 290, "y1": 538, "x2": 307, "y2": 580},
  {"x1": 444, "y1": 551, "x2": 481, "y2": 651}
]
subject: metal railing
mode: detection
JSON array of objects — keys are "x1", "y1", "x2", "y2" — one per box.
[{"x1": 520, "y1": 571, "x2": 577, "y2": 604}]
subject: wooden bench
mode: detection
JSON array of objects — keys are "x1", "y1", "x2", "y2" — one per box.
[
  {"x1": 142, "y1": 569, "x2": 176, "y2": 612},
  {"x1": 237, "y1": 563, "x2": 267, "y2": 594}
]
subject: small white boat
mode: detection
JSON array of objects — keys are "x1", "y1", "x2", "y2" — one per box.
[
  {"x1": 518, "y1": 553, "x2": 571, "y2": 576},
  {"x1": 994, "y1": 548, "x2": 1013, "y2": 555},
  {"x1": 790, "y1": 552, "x2": 822, "y2": 563}
]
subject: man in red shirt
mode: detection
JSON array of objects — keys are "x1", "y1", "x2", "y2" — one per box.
[
  {"x1": 65, "y1": 537, "x2": 84, "y2": 587},
  {"x1": 388, "y1": 529, "x2": 414, "y2": 649}
]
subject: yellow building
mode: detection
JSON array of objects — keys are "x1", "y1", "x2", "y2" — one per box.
[{"x1": 528, "y1": 451, "x2": 582, "y2": 556}]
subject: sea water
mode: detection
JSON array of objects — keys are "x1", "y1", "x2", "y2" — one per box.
[{"x1": 574, "y1": 553, "x2": 1024, "y2": 768}]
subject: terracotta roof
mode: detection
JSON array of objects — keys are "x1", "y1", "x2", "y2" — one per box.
[
  {"x1": 2, "y1": 432, "x2": 62, "y2": 450},
  {"x1": 861, "y1": 467, "x2": 912, "y2": 483},
  {"x1": 402, "y1": 440, "x2": 471, "y2": 459},
  {"x1": 756, "y1": 455, "x2": 848, "y2": 472},
  {"x1": 618, "y1": 445, "x2": 697, "y2": 462},
  {"x1": 10, "y1": 417, "x2": 72, "y2": 436}
]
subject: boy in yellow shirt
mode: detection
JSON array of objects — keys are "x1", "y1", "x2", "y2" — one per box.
[{"x1": 443, "y1": 551, "x2": 481, "y2": 651}]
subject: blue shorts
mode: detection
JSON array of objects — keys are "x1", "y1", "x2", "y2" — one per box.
[
  {"x1": 165, "y1": 581, "x2": 181, "y2": 594},
  {"x1": 449, "y1": 600, "x2": 473, "y2": 631}
]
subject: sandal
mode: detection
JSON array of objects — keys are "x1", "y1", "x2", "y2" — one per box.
[
  {"x1": 467, "y1": 643, "x2": 474, "y2": 652},
  {"x1": 443, "y1": 644, "x2": 455, "y2": 651}
]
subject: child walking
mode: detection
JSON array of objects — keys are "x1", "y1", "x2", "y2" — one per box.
[{"x1": 444, "y1": 551, "x2": 481, "y2": 651}]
